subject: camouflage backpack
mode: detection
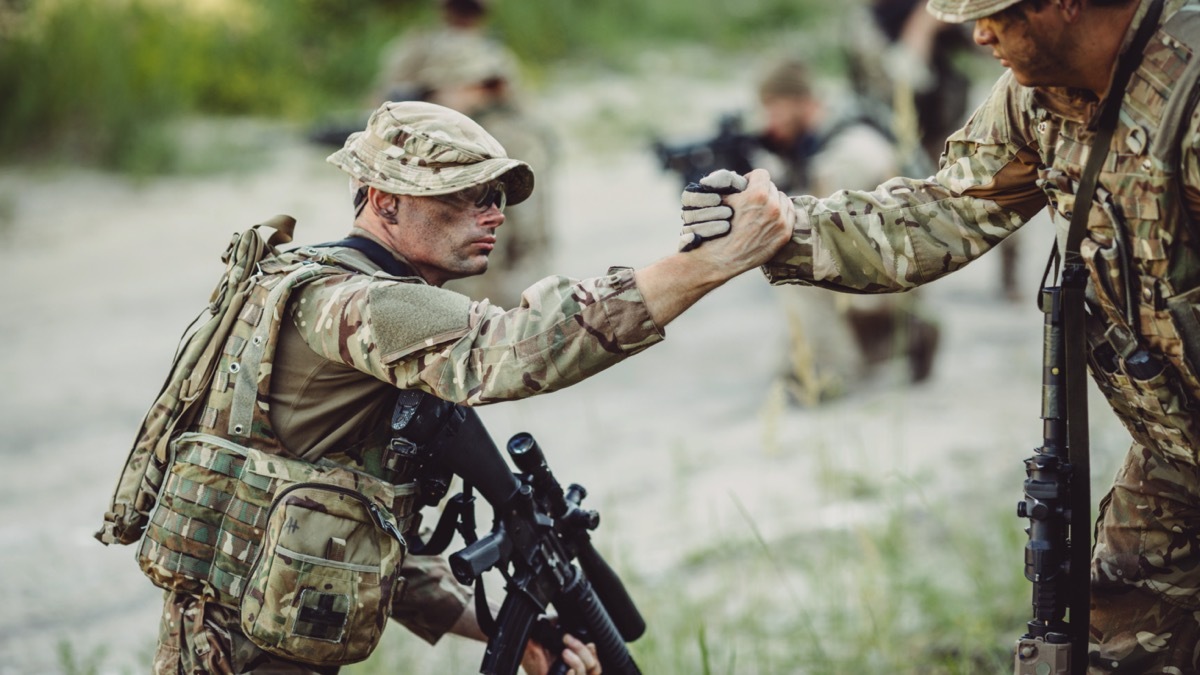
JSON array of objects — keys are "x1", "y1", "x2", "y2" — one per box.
[{"x1": 95, "y1": 216, "x2": 298, "y2": 547}]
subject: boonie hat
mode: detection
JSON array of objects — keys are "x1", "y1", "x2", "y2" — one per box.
[
  {"x1": 415, "y1": 33, "x2": 519, "y2": 91},
  {"x1": 925, "y1": 0, "x2": 1022, "y2": 23},
  {"x1": 327, "y1": 100, "x2": 533, "y2": 205}
]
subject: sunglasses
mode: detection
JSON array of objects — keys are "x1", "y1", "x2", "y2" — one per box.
[{"x1": 435, "y1": 181, "x2": 507, "y2": 214}]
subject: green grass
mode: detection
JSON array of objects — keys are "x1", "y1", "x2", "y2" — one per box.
[{"x1": 342, "y1": 490, "x2": 1032, "y2": 674}]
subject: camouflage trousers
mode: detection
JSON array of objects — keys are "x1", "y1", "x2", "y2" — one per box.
[
  {"x1": 1089, "y1": 444, "x2": 1200, "y2": 672},
  {"x1": 153, "y1": 591, "x2": 338, "y2": 675}
]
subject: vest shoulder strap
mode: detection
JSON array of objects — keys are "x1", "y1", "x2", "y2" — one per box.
[
  {"x1": 1150, "y1": 5, "x2": 1200, "y2": 165},
  {"x1": 96, "y1": 216, "x2": 299, "y2": 546}
]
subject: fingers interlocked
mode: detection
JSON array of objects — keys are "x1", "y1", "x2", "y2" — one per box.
[{"x1": 679, "y1": 169, "x2": 750, "y2": 251}]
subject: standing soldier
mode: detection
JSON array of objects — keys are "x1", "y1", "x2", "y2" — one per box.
[
  {"x1": 372, "y1": 0, "x2": 507, "y2": 104},
  {"x1": 684, "y1": 0, "x2": 1200, "y2": 668},
  {"x1": 408, "y1": 36, "x2": 558, "y2": 309},
  {"x1": 753, "y1": 57, "x2": 941, "y2": 404}
]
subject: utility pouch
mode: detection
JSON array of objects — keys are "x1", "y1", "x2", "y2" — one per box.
[
  {"x1": 240, "y1": 479, "x2": 407, "y2": 666},
  {"x1": 1167, "y1": 285, "x2": 1200, "y2": 378}
]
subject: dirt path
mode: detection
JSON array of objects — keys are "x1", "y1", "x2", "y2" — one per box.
[{"x1": 0, "y1": 64, "x2": 1130, "y2": 674}]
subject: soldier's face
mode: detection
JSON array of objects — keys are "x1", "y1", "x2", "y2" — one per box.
[
  {"x1": 395, "y1": 186, "x2": 506, "y2": 287},
  {"x1": 973, "y1": 0, "x2": 1070, "y2": 88},
  {"x1": 761, "y1": 96, "x2": 813, "y2": 145}
]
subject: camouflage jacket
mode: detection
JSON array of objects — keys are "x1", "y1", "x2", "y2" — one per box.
[
  {"x1": 764, "y1": 0, "x2": 1200, "y2": 459},
  {"x1": 268, "y1": 231, "x2": 662, "y2": 640}
]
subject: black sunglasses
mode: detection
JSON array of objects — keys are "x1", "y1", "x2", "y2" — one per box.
[{"x1": 437, "y1": 181, "x2": 507, "y2": 213}]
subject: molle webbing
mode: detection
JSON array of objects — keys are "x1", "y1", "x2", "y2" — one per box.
[
  {"x1": 138, "y1": 434, "x2": 274, "y2": 603},
  {"x1": 139, "y1": 433, "x2": 420, "y2": 608},
  {"x1": 140, "y1": 245, "x2": 423, "y2": 608}
]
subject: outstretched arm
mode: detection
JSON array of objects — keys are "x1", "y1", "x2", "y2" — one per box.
[{"x1": 636, "y1": 168, "x2": 794, "y2": 327}]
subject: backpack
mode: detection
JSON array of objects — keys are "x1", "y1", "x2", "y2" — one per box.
[{"x1": 95, "y1": 215, "x2": 297, "y2": 546}]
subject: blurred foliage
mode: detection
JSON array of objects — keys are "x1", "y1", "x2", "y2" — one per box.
[{"x1": 0, "y1": 0, "x2": 835, "y2": 173}]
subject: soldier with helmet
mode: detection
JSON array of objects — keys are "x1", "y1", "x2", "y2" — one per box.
[
  {"x1": 128, "y1": 100, "x2": 792, "y2": 674},
  {"x1": 683, "y1": 0, "x2": 1200, "y2": 668}
]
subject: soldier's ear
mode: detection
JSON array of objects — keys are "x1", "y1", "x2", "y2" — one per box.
[
  {"x1": 1057, "y1": 0, "x2": 1082, "y2": 22},
  {"x1": 368, "y1": 187, "x2": 401, "y2": 223}
]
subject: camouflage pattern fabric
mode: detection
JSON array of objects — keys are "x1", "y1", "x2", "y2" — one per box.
[
  {"x1": 326, "y1": 100, "x2": 534, "y2": 205},
  {"x1": 766, "y1": 0, "x2": 1200, "y2": 669},
  {"x1": 1090, "y1": 445, "x2": 1200, "y2": 671},
  {"x1": 286, "y1": 253, "x2": 662, "y2": 405},
  {"x1": 924, "y1": 0, "x2": 1024, "y2": 23},
  {"x1": 153, "y1": 554, "x2": 467, "y2": 674},
  {"x1": 238, "y1": 481, "x2": 406, "y2": 665}
]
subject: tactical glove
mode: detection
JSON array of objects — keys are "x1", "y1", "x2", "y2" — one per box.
[{"x1": 678, "y1": 169, "x2": 750, "y2": 251}]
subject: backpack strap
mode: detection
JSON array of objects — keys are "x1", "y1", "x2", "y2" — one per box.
[{"x1": 226, "y1": 261, "x2": 341, "y2": 441}]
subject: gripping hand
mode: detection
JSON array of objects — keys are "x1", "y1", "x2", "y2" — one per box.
[{"x1": 679, "y1": 169, "x2": 750, "y2": 252}]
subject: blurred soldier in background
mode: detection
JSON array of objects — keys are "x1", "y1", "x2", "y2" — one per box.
[
  {"x1": 753, "y1": 57, "x2": 941, "y2": 404},
  {"x1": 844, "y1": 0, "x2": 1022, "y2": 301},
  {"x1": 372, "y1": 0, "x2": 505, "y2": 102},
  {"x1": 373, "y1": 1, "x2": 558, "y2": 309}
]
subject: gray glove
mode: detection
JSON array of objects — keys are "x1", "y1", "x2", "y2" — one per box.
[{"x1": 679, "y1": 169, "x2": 750, "y2": 252}]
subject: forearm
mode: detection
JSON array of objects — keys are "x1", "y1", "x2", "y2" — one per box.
[
  {"x1": 391, "y1": 553, "x2": 473, "y2": 644},
  {"x1": 447, "y1": 603, "x2": 490, "y2": 642},
  {"x1": 633, "y1": 251, "x2": 729, "y2": 328}
]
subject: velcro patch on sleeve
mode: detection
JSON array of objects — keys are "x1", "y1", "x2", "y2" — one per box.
[{"x1": 367, "y1": 281, "x2": 473, "y2": 363}]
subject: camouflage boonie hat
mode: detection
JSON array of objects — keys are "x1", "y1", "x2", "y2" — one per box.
[
  {"x1": 327, "y1": 100, "x2": 534, "y2": 205},
  {"x1": 415, "y1": 33, "x2": 518, "y2": 91},
  {"x1": 925, "y1": 0, "x2": 1022, "y2": 22}
]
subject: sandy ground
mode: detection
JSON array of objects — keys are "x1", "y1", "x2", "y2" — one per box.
[{"x1": 0, "y1": 63, "x2": 1132, "y2": 674}]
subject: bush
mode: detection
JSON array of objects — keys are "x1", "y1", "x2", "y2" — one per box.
[
  {"x1": 0, "y1": 0, "x2": 838, "y2": 173},
  {"x1": 0, "y1": 0, "x2": 422, "y2": 172}
]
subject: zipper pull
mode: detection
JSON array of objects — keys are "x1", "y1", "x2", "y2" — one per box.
[{"x1": 367, "y1": 501, "x2": 405, "y2": 543}]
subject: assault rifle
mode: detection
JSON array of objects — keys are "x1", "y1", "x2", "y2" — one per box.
[
  {"x1": 652, "y1": 113, "x2": 762, "y2": 187},
  {"x1": 407, "y1": 404, "x2": 645, "y2": 675}
]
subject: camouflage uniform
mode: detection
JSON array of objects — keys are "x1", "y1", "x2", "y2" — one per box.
[
  {"x1": 765, "y1": 0, "x2": 1200, "y2": 669},
  {"x1": 151, "y1": 102, "x2": 663, "y2": 673}
]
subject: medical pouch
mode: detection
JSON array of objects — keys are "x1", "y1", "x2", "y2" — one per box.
[{"x1": 238, "y1": 468, "x2": 407, "y2": 665}]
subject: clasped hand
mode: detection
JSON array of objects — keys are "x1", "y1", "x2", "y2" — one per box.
[{"x1": 678, "y1": 168, "x2": 794, "y2": 270}]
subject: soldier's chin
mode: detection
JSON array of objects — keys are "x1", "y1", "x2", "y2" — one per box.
[{"x1": 467, "y1": 258, "x2": 490, "y2": 277}]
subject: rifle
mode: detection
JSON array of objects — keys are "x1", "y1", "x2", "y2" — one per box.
[
  {"x1": 652, "y1": 113, "x2": 762, "y2": 187},
  {"x1": 1013, "y1": 285, "x2": 1079, "y2": 673},
  {"x1": 408, "y1": 404, "x2": 645, "y2": 675}
]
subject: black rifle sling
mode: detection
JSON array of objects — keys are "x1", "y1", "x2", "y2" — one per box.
[{"x1": 1056, "y1": 0, "x2": 1163, "y2": 668}]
